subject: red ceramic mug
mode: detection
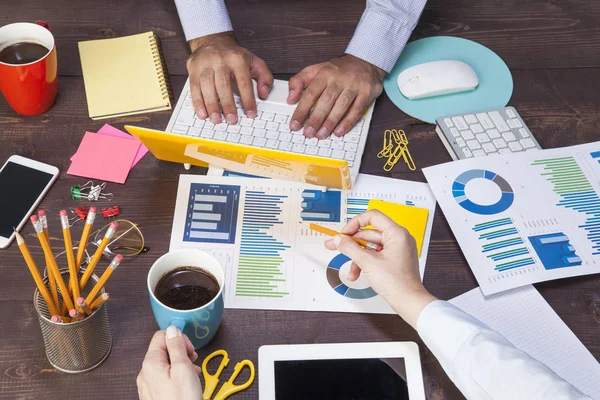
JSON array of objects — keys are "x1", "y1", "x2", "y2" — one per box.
[{"x1": 0, "y1": 21, "x2": 58, "y2": 115}]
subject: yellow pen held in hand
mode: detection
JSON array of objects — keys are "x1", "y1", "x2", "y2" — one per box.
[{"x1": 300, "y1": 221, "x2": 383, "y2": 251}]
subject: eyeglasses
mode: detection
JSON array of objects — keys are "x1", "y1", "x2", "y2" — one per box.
[
  {"x1": 54, "y1": 219, "x2": 148, "y2": 265},
  {"x1": 92, "y1": 219, "x2": 147, "y2": 257}
]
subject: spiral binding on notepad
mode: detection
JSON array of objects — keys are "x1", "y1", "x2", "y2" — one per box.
[{"x1": 149, "y1": 35, "x2": 173, "y2": 105}]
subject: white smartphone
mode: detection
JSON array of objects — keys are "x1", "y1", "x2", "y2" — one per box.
[{"x1": 0, "y1": 155, "x2": 59, "y2": 249}]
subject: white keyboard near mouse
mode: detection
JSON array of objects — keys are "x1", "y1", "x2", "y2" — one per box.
[{"x1": 435, "y1": 106, "x2": 541, "y2": 160}]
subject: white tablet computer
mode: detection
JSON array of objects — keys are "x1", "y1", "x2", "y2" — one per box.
[{"x1": 258, "y1": 342, "x2": 425, "y2": 400}]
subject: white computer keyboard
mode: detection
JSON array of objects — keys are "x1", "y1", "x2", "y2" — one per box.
[
  {"x1": 166, "y1": 79, "x2": 372, "y2": 181},
  {"x1": 435, "y1": 106, "x2": 541, "y2": 160}
]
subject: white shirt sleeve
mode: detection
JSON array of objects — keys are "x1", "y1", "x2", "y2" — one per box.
[
  {"x1": 174, "y1": 0, "x2": 233, "y2": 41},
  {"x1": 417, "y1": 300, "x2": 591, "y2": 400},
  {"x1": 345, "y1": 0, "x2": 427, "y2": 72}
]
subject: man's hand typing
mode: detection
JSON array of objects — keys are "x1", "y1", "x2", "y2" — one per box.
[
  {"x1": 187, "y1": 32, "x2": 273, "y2": 125},
  {"x1": 287, "y1": 54, "x2": 385, "y2": 139}
]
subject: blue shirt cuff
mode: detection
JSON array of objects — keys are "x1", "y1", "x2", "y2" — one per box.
[{"x1": 345, "y1": 9, "x2": 415, "y2": 73}]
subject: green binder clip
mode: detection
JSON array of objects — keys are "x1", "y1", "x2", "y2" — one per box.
[
  {"x1": 71, "y1": 185, "x2": 83, "y2": 200},
  {"x1": 69, "y1": 181, "x2": 113, "y2": 201}
]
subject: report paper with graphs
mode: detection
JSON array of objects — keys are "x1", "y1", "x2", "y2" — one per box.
[
  {"x1": 424, "y1": 142, "x2": 600, "y2": 295},
  {"x1": 169, "y1": 174, "x2": 436, "y2": 314}
]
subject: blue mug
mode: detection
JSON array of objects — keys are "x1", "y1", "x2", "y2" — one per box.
[{"x1": 147, "y1": 249, "x2": 225, "y2": 349}]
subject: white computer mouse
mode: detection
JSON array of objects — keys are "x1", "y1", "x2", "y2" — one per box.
[{"x1": 397, "y1": 60, "x2": 479, "y2": 100}]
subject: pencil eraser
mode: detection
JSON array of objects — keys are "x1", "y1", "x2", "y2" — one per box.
[
  {"x1": 37, "y1": 210, "x2": 46, "y2": 216},
  {"x1": 114, "y1": 254, "x2": 123, "y2": 262},
  {"x1": 89, "y1": 206, "x2": 97, "y2": 213},
  {"x1": 69, "y1": 309, "x2": 78, "y2": 317},
  {"x1": 76, "y1": 297, "x2": 85, "y2": 305},
  {"x1": 50, "y1": 315, "x2": 60, "y2": 323},
  {"x1": 109, "y1": 222, "x2": 119, "y2": 230},
  {"x1": 60, "y1": 210, "x2": 68, "y2": 217},
  {"x1": 30, "y1": 215, "x2": 39, "y2": 223}
]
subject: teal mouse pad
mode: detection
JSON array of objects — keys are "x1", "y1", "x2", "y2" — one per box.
[{"x1": 383, "y1": 36, "x2": 513, "y2": 123}]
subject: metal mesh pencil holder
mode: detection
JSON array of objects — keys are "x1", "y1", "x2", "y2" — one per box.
[{"x1": 33, "y1": 269, "x2": 112, "y2": 374}]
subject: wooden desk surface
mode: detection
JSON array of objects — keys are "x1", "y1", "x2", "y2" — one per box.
[{"x1": 1, "y1": 0, "x2": 599, "y2": 398}]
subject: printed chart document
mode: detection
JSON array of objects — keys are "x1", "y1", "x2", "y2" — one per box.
[
  {"x1": 169, "y1": 174, "x2": 436, "y2": 314},
  {"x1": 423, "y1": 142, "x2": 600, "y2": 295},
  {"x1": 450, "y1": 286, "x2": 600, "y2": 399}
]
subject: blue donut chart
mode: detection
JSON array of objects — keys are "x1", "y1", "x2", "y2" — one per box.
[
  {"x1": 453, "y1": 169, "x2": 514, "y2": 215},
  {"x1": 326, "y1": 254, "x2": 377, "y2": 299}
]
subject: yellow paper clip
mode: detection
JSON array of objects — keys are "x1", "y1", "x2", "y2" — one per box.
[
  {"x1": 383, "y1": 142, "x2": 405, "y2": 172},
  {"x1": 398, "y1": 130, "x2": 416, "y2": 171},
  {"x1": 377, "y1": 129, "x2": 396, "y2": 158},
  {"x1": 379, "y1": 129, "x2": 416, "y2": 172}
]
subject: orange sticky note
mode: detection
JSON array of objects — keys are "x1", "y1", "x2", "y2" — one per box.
[
  {"x1": 68, "y1": 132, "x2": 140, "y2": 184},
  {"x1": 367, "y1": 199, "x2": 429, "y2": 256}
]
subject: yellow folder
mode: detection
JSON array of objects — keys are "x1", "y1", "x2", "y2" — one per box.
[{"x1": 78, "y1": 32, "x2": 171, "y2": 120}]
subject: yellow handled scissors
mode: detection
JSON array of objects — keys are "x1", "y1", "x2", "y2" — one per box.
[{"x1": 202, "y1": 349, "x2": 255, "y2": 400}]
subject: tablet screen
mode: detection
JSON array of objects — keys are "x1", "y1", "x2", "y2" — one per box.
[{"x1": 274, "y1": 358, "x2": 409, "y2": 399}]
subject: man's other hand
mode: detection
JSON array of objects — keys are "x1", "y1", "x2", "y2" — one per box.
[{"x1": 287, "y1": 54, "x2": 385, "y2": 139}]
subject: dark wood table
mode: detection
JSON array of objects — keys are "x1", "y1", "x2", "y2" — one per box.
[{"x1": 1, "y1": 0, "x2": 599, "y2": 398}]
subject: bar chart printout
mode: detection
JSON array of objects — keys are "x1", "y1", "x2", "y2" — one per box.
[
  {"x1": 346, "y1": 197, "x2": 369, "y2": 222},
  {"x1": 183, "y1": 184, "x2": 240, "y2": 244},
  {"x1": 473, "y1": 218, "x2": 535, "y2": 272},
  {"x1": 235, "y1": 190, "x2": 291, "y2": 298},
  {"x1": 171, "y1": 174, "x2": 437, "y2": 313},
  {"x1": 532, "y1": 156, "x2": 600, "y2": 255},
  {"x1": 423, "y1": 141, "x2": 600, "y2": 295}
]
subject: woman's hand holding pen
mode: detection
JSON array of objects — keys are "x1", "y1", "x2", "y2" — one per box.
[{"x1": 324, "y1": 210, "x2": 437, "y2": 328}]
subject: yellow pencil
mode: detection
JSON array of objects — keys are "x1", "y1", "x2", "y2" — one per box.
[
  {"x1": 85, "y1": 255, "x2": 122, "y2": 305},
  {"x1": 44, "y1": 210, "x2": 69, "y2": 316},
  {"x1": 80, "y1": 221, "x2": 118, "y2": 289},
  {"x1": 76, "y1": 297, "x2": 93, "y2": 316},
  {"x1": 90, "y1": 293, "x2": 109, "y2": 310},
  {"x1": 75, "y1": 206, "x2": 96, "y2": 269},
  {"x1": 69, "y1": 309, "x2": 83, "y2": 322},
  {"x1": 30, "y1": 215, "x2": 75, "y2": 311},
  {"x1": 51, "y1": 315, "x2": 72, "y2": 323},
  {"x1": 60, "y1": 210, "x2": 82, "y2": 306},
  {"x1": 37, "y1": 210, "x2": 61, "y2": 312},
  {"x1": 15, "y1": 231, "x2": 60, "y2": 316}
]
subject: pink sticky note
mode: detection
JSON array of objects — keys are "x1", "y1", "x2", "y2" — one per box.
[
  {"x1": 97, "y1": 124, "x2": 149, "y2": 167},
  {"x1": 67, "y1": 132, "x2": 141, "y2": 184}
]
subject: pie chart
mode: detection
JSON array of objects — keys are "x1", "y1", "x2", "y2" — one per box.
[
  {"x1": 326, "y1": 254, "x2": 377, "y2": 299},
  {"x1": 452, "y1": 169, "x2": 514, "y2": 215}
]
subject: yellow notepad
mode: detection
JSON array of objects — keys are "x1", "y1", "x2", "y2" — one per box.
[
  {"x1": 367, "y1": 199, "x2": 429, "y2": 256},
  {"x1": 78, "y1": 32, "x2": 171, "y2": 120}
]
